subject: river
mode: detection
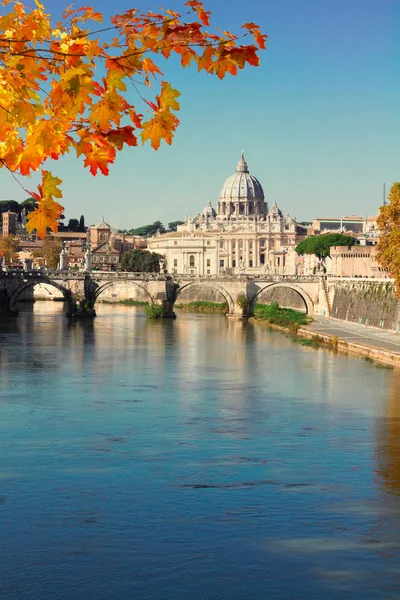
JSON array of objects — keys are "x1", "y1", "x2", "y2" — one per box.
[{"x1": 1, "y1": 302, "x2": 400, "y2": 600}]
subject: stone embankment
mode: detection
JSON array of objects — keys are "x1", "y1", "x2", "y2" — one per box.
[{"x1": 328, "y1": 279, "x2": 399, "y2": 331}]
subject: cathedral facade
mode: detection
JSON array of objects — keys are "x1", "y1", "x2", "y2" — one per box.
[{"x1": 148, "y1": 154, "x2": 307, "y2": 276}]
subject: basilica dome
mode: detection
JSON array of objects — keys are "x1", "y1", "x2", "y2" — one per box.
[{"x1": 218, "y1": 154, "x2": 267, "y2": 219}]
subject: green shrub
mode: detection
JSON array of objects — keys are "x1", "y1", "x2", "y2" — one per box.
[
  {"x1": 118, "y1": 299, "x2": 149, "y2": 307},
  {"x1": 253, "y1": 302, "x2": 311, "y2": 329},
  {"x1": 145, "y1": 302, "x2": 164, "y2": 319},
  {"x1": 236, "y1": 294, "x2": 250, "y2": 311},
  {"x1": 175, "y1": 301, "x2": 228, "y2": 313}
]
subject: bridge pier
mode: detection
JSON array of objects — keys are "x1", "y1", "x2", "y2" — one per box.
[
  {"x1": 156, "y1": 299, "x2": 177, "y2": 319},
  {"x1": 0, "y1": 289, "x2": 19, "y2": 317}
]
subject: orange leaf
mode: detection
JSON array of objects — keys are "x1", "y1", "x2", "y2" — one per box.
[
  {"x1": 83, "y1": 144, "x2": 116, "y2": 176},
  {"x1": 26, "y1": 197, "x2": 63, "y2": 239},
  {"x1": 106, "y1": 126, "x2": 138, "y2": 150},
  {"x1": 17, "y1": 144, "x2": 44, "y2": 176},
  {"x1": 140, "y1": 110, "x2": 179, "y2": 150},
  {"x1": 142, "y1": 58, "x2": 163, "y2": 77}
]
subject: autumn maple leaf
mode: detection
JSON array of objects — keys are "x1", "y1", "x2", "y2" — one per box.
[
  {"x1": 140, "y1": 110, "x2": 180, "y2": 150},
  {"x1": 26, "y1": 197, "x2": 64, "y2": 239},
  {"x1": 159, "y1": 82, "x2": 181, "y2": 111}
]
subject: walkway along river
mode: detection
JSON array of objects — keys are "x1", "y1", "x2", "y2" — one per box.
[{"x1": 1, "y1": 302, "x2": 400, "y2": 600}]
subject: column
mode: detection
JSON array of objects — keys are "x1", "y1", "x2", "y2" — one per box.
[
  {"x1": 254, "y1": 238, "x2": 259, "y2": 268},
  {"x1": 245, "y1": 239, "x2": 249, "y2": 269}
]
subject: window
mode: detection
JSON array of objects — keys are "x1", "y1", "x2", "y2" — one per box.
[
  {"x1": 260, "y1": 239, "x2": 265, "y2": 247},
  {"x1": 100, "y1": 256, "x2": 104, "y2": 263},
  {"x1": 249, "y1": 260, "x2": 253, "y2": 267},
  {"x1": 174, "y1": 259, "x2": 177, "y2": 266},
  {"x1": 207, "y1": 269, "x2": 210, "y2": 275},
  {"x1": 206, "y1": 259, "x2": 210, "y2": 267},
  {"x1": 220, "y1": 260, "x2": 224, "y2": 268},
  {"x1": 260, "y1": 255, "x2": 265, "y2": 265},
  {"x1": 174, "y1": 241, "x2": 177, "y2": 246},
  {"x1": 189, "y1": 255, "x2": 195, "y2": 267},
  {"x1": 92, "y1": 256, "x2": 97, "y2": 262},
  {"x1": 239, "y1": 204, "x2": 244, "y2": 214},
  {"x1": 219, "y1": 240, "x2": 224, "y2": 249},
  {"x1": 232, "y1": 260, "x2": 236, "y2": 268},
  {"x1": 100, "y1": 233, "x2": 106, "y2": 242},
  {"x1": 113, "y1": 256, "x2": 118, "y2": 263},
  {"x1": 232, "y1": 241, "x2": 235, "y2": 249}
]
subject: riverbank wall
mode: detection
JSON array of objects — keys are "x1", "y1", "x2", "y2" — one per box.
[
  {"x1": 297, "y1": 326, "x2": 400, "y2": 368},
  {"x1": 328, "y1": 279, "x2": 399, "y2": 332}
]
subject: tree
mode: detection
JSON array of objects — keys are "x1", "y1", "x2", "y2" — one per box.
[
  {"x1": 79, "y1": 215, "x2": 85, "y2": 232},
  {"x1": 377, "y1": 183, "x2": 400, "y2": 294},
  {"x1": 0, "y1": 235, "x2": 19, "y2": 264},
  {"x1": 32, "y1": 236, "x2": 62, "y2": 269},
  {"x1": 0, "y1": 200, "x2": 20, "y2": 217},
  {"x1": 295, "y1": 233, "x2": 356, "y2": 261},
  {"x1": 130, "y1": 221, "x2": 166, "y2": 237},
  {"x1": 168, "y1": 220, "x2": 185, "y2": 231},
  {"x1": 67, "y1": 218, "x2": 80, "y2": 232},
  {"x1": 121, "y1": 249, "x2": 164, "y2": 272},
  {"x1": 19, "y1": 198, "x2": 36, "y2": 214},
  {"x1": 0, "y1": 2, "x2": 266, "y2": 238}
]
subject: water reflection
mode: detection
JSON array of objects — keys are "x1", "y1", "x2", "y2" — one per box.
[
  {"x1": 1, "y1": 303, "x2": 400, "y2": 599},
  {"x1": 376, "y1": 369, "x2": 400, "y2": 496}
]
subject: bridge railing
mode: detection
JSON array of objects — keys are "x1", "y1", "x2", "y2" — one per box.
[{"x1": 1, "y1": 270, "x2": 327, "y2": 282}]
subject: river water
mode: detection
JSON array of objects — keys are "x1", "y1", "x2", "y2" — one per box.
[{"x1": 1, "y1": 303, "x2": 400, "y2": 600}]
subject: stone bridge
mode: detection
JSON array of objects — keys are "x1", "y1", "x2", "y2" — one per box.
[{"x1": 0, "y1": 271, "x2": 330, "y2": 319}]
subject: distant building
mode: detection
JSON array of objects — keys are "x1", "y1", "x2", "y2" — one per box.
[
  {"x1": 2, "y1": 211, "x2": 18, "y2": 236},
  {"x1": 148, "y1": 153, "x2": 307, "y2": 275},
  {"x1": 89, "y1": 219, "x2": 136, "y2": 270},
  {"x1": 330, "y1": 245, "x2": 389, "y2": 278},
  {"x1": 311, "y1": 216, "x2": 365, "y2": 236}
]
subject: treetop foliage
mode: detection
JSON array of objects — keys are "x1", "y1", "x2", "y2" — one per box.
[
  {"x1": 295, "y1": 233, "x2": 356, "y2": 260},
  {"x1": 0, "y1": 1, "x2": 266, "y2": 238},
  {"x1": 121, "y1": 248, "x2": 164, "y2": 272},
  {"x1": 0, "y1": 233, "x2": 19, "y2": 263},
  {"x1": 377, "y1": 182, "x2": 400, "y2": 294}
]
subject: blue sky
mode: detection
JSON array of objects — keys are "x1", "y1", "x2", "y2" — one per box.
[{"x1": 2, "y1": 0, "x2": 399, "y2": 227}]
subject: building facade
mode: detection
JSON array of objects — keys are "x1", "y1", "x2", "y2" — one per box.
[{"x1": 148, "y1": 154, "x2": 307, "y2": 275}]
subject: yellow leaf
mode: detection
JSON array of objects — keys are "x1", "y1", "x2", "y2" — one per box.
[
  {"x1": 90, "y1": 99, "x2": 117, "y2": 130},
  {"x1": 41, "y1": 170, "x2": 63, "y2": 200},
  {"x1": 159, "y1": 82, "x2": 180, "y2": 111},
  {"x1": 106, "y1": 70, "x2": 127, "y2": 92}
]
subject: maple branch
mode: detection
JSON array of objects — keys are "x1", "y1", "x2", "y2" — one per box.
[
  {"x1": 0, "y1": 159, "x2": 33, "y2": 198},
  {"x1": 1, "y1": 33, "x2": 249, "y2": 62}
]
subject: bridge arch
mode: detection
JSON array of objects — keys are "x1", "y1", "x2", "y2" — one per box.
[
  {"x1": 8, "y1": 278, "x2": 71, "y2": 312},
  {"x1": 251, "y1": 282, "x2": 314, "y2": 315},
  {"x1": 175, "y1": 281, "x2": 235, "y2": 313},
  {"x1": 93, "y1": 280, "x2": 154, "y2": 305}
]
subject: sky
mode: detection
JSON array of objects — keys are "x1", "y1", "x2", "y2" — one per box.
[{"x1": 1, "y1": 0, "x2": 399, "y2": 227}]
